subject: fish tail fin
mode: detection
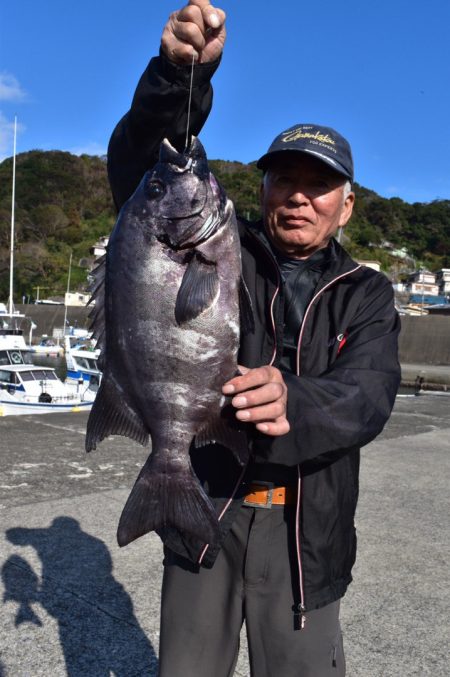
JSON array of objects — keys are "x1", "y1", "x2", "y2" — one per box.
[{"x1": 117, "y1": 456, "x2": 219, "y2": 547}]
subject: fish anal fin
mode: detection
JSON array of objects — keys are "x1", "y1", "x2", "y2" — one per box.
[
  {"x1": 239, "y1": 276, "x2": 255, "y2": 335},
  {"x1": 85, "y1": 376, "x2": 148, "y2": 452},
  {"x1": 175, "y1": 253, "x2": 219, "y2": 325},
  {"x1": 117, "y1": 458, "x2": 219, "y2": 547},
  {"x1": 195, "y1": 404, "x2": 250, "y2": 466}
]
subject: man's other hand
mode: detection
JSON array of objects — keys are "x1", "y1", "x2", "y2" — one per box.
[
  {"x1": 223, "y1": 366, "x2": 290, "y2": 437},
  {"x1": 161, "y1": 0, "x2": 226, "y2": 64}
]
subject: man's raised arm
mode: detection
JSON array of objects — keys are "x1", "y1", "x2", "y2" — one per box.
[{"x1": 107, "y1": 1, "x2": 226, "y2": 210}]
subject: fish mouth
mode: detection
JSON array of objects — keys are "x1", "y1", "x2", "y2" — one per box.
[{"x1": 155, "y1": 138, "x2": 228, "y2": 250}]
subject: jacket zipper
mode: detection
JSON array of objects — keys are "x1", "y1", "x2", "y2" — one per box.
[
  {"x1": 198, "y1": 237, "x2": 282, "y2": 565},
  {"x1": 294, "y1": 265, "x2": 362, "y2": 628}
]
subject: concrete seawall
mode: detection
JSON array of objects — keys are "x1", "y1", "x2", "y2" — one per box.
[
  {"x1": 16, "y1": 305, "x2": 450, "y2": 367},
  {"x1": 398, "y1": 315, "x2": 450, "y2": 365},
  {"x1": 16, "y1": 304, "x2": 90, "y2": 342}
]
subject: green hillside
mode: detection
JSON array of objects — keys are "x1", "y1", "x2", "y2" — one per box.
[{"x1": 0, "y1": 150, "x2": 449, "y2": 301}]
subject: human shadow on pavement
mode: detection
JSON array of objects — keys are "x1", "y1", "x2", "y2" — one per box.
[{"x1": 3, "y1": 517, "x2": 158, "y2": 676}]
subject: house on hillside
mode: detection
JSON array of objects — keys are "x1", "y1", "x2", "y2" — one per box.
[
  {"x1": 90, "y1": 236, "x2": 109, "y2": 259},
  {"x1": 65, "y1": 292, "x2": 90, "y2": 307},
  {"x1": 405, "y1": 270, "x2": 439, "y2": 297},
  {"x1": 435, "y1": 269, "x2": 450, "y2": 296},
  {"x1": 356, "y1": 260, "x2": 381, "y2": 272}
]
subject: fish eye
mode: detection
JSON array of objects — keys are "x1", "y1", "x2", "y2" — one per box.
[{"x1": 146, "y1": 180, "x2": 166, "y2": 200}]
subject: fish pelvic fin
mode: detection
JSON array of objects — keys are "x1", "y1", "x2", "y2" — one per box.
[
  {"x1": 117, "y1": 457, "x2": 219, "y2": 547},
  {"x1": 195, "y1": 404, "x2": 250, "y2": 466},
  {"x1": 85, "y1": 377, "x2": 148, "y2": 451}
]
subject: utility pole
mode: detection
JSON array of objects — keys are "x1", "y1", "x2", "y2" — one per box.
[
  {"x1": 33, "y1": 286, "x2": 48, "y2": 303},
  {"x1": 63, "y1": 251, "x2": 73, "y2": 332}
]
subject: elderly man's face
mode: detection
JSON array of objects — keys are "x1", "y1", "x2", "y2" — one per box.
[{"x1": 260, "y1": 154, "x2": 355, "y2": 259}]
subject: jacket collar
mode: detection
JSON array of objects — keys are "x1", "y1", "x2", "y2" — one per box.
[{"x1": 242, "y1": 219, "x2": 360, "y2": 283}]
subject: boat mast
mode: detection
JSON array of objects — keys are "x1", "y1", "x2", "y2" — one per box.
[
  {"x1": 8, "y1": 116, "x2": 17, "y2": 316},
  {"x1": 63, "y1": 251, "x2": 72, "y2": 333}
]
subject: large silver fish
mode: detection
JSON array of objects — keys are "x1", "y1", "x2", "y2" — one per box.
[{"x1": 86, "y1": 137, "x2": 253, "y2": 548}]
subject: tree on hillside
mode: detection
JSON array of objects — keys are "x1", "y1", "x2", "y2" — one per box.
[{"x1": 0, "y1": 150, "x2": 449, "y2": 302}]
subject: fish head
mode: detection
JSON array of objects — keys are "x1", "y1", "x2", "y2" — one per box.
[{"x1": 141, "y1": 137, "x2": 228, "y2": 249}]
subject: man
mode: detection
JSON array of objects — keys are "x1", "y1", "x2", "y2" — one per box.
[{"x1": 107, "y1": 2, "x2": 401, "y2": 675}]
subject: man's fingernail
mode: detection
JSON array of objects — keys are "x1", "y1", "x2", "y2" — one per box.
[
  {"x1": 209, "y1": 12, "x2": 220, "y2": 28},
  {"x1": 257, "y1": 423, "x2": 269, "y2": 432},
  {"x1": 222, "y1": 384, "x2": 235, "y2": 394},
  {"x1": 233, "y1": 396, "x2": 247, "y2": 407},
  {"x1": 236, "y1": 410, "x2": 250, "y2": 420}
]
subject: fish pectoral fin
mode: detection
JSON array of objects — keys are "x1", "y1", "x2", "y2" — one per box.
[
  {"x1": 117, "y1": 456, "x2": 219, "y2": 547},
  {"x1": 175, "y1": 253, "x2": 219, "y2": 325},
  {"x1": 85, "y1": 377, "x2": 148, "y2": 451},
  {"x1": 195, "y1": 405, "x2": 250, "y2": 466},
  {"x1": 239, "y1": 276, "x2": 255, "y2": 335}
]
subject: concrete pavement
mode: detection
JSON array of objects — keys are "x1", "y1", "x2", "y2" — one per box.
[{"x1": 0, "y1": 393, "x2": 449, "y2": 676}]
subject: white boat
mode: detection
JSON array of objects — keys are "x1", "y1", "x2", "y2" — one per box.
[
  {"x1": 64, "y1": 335, "x2": 102, "y2": 394},
  {"x1": 29, "y1": 336, "x2": 64, "y2": 357},
  {"x1": 0, "y1": 364, "x2": 94, "y2": 416},
  {"x1": 0, "y1": 304, "x2": 34, "y2": 367}
]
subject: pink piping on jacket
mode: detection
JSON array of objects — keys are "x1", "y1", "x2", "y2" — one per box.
[
  {"x1": 293, "y1": 265, "x2": 361, "y2": 626},
  {"x1": 197, "y1": 464, "x2": 248, "y2": 565},
  {"x1": 199, "y1": 262, "x2": 363, "y2": 623}
]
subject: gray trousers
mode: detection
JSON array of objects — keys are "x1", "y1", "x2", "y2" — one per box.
[{"x1": 158, "y1": 504, "x2": 345, "y2": 676}]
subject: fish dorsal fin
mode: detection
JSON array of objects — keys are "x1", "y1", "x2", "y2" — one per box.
[
  {"x1": 239, "y1": 276, "x2": 255, "y2": 335},
  {"x1": 194, "y1": 403, "x2": 250, "y2": 466},
  {"x1": 87, "y1": 253, "x2": 106, "y2": 363},
  {"x1": 175, "y1": 253, "x2": 219, "y2": 325}
]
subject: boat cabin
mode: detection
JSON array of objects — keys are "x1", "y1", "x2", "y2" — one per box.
[{"x1": 0, "y1": 365, "x2": 70, "y2": 402}]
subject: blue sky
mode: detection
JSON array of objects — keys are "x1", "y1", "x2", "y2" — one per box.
[{"x1": 1, "y1": 0, "x2": 449, "y2": 203}]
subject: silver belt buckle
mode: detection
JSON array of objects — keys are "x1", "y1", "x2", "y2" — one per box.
[{"x1": 244, "y1": 480, "x2": 274, "y2": 509}]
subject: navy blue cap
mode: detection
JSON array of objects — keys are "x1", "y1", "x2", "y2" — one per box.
[{"x1": 256, "y1": 123, "x2": 354, "y2": 181}]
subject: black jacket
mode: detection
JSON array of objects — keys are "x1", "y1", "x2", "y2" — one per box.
[{"x1": 107, "y1": 53, "x2": 401, "y2": 611}]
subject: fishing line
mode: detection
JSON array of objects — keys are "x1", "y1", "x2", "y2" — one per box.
[
  {"x1": 184, "y1": 51, "x2": 196, "y2": 153},
  {"x1": 184, "y1": 26, "x2": 214, "y2": 153}
]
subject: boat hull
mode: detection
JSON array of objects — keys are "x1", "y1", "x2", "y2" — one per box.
[{"x1": 0, "y1": 397, "x2": 92, "y2": 416}]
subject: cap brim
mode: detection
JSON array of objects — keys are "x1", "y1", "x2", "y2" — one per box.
[{"x1": 256, "y1": 148, "x2": 353, "y2": 181}]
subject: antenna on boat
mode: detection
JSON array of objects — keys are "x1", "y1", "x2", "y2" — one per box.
[{"x1": 8, "y1": 115, "x2": 17, "y2": 317}]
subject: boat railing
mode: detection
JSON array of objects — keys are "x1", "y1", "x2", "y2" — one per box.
[
  {"x1": 0, "y1": 384, "x2": 88, "y2": 403},
  {"x1": 0, "y1": 381, "x2": 90, "y2": 402}
]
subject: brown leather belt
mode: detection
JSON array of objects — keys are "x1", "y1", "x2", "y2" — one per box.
[{"x1": 243, "y1": 481, "x2": 297, "y2": 509}]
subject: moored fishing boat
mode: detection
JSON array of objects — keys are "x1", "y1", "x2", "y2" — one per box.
[
  {"x1": 64, "y1": 335, "x2": 102, "y2": 393},
  {"x1": 0, "y1": 304, "x2": 34, "y2": 367},
  {"x1": 0, "y1": 364, "x2": 94, "y2": 416},
  {"x1": 29, "y1": 336, "x2": 65, "y2": 357}
]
